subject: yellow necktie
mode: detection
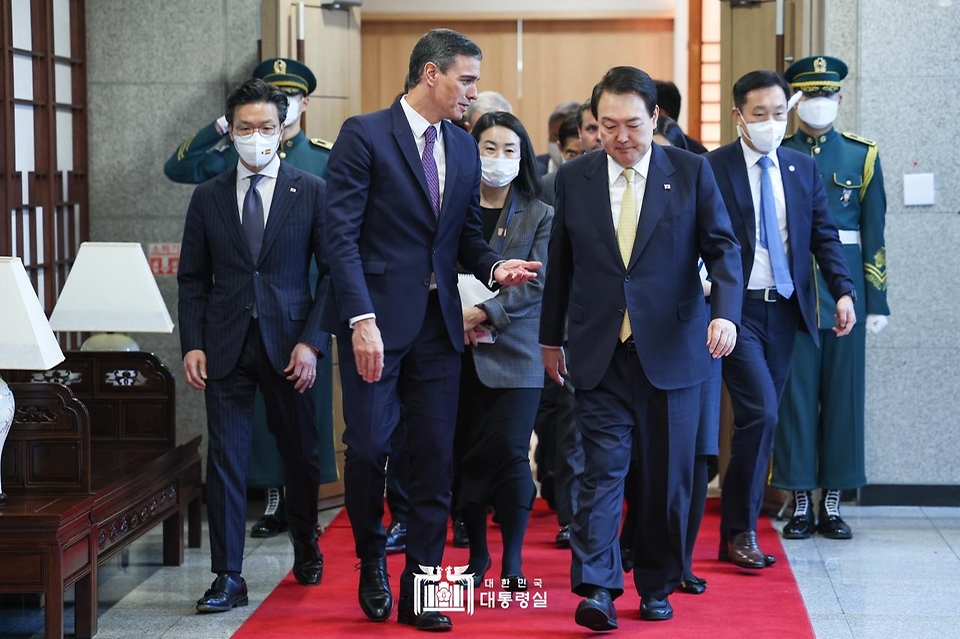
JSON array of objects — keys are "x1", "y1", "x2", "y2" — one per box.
[{"x1": 617, "y1": 168, "x2": 637, "y2": 342}]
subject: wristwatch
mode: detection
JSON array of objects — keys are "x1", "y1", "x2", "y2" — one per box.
[{"x1": 844, "y1": 289, "x2": 857, "y2": 302}]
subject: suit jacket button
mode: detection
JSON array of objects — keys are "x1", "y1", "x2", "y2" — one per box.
[
  {"x1": 422, "y1": 278, "x2": 430, "y2": 286},
  {"x1": 624, "y1": 275, "x2": 631, "y2": 282},
  {"x1": 253, "y1": 271, "x2": 260, "y2": 277},
  {"x1": 245, "y1": 303, "x2": 252, "y2": 310}
]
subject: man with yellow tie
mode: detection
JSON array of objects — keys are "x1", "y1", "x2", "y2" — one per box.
[{"x1": 540, "y1": 66, "x2": 743, "y2": 631}]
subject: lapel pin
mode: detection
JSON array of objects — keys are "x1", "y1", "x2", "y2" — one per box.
[
  {"x1": 290, "y1": 187, "x2": 297, "y2": 193},
  {"x1": 788, "y1": 165, "x2": 795, "y2": 172},
  {"x1": 663, "y1": 184, "x2": 671, "y2": 190}
]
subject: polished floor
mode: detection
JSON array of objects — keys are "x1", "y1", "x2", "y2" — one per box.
[{"x1": 1, "y1": 503, "x2": 958, "y2": 638}]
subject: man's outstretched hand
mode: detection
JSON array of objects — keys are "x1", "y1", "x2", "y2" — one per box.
[{"x1": 494, "y1": 259, "x2": 541, "y2": 286}]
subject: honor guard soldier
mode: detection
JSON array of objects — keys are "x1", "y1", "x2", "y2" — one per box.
[
  {"x1": 164, "y1": 57, "x2": 332, "y2": 184},
  {"x1": 773, "y1": 55, "x2": 890, "y2": 540},
  {"x1": 165, "y1": 58, "x2": 337, "y2": 539}
]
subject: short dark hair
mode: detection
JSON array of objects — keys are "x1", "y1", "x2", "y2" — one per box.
[
  {"x1": 591, "y1": 66, "x2": 658, "y2": 120},
  {"x1": 471, "y1": 111, "x2": 541, "y2": 200},
  {"x1": 406, "y1": 29, "x2": 482, "y2": 89},
  {"x1": 575, "y1": 100, "x2": 592, "y2": 129},
  {"x1": 226, "y1": 78, "x2": 288, "y2": 126},
  {"x1": 557, "y1": 116, "x2": 580, "y2": 149},
  {"x1": 654, "y1": 80, "x2": 681, "y2": 120},
  {"x1": 733, "y1": 70, "x2": 790, "y2": 110},
  {"x1": 654, "y1": 115, "x2": 688, "y2": 150}
]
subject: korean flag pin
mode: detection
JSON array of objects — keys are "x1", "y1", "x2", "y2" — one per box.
[
  {"x1": 788, "y1": 165, "x2": 796, "y2": 172},
  {"x1": 290, "y1": 187, "x2": 298, "y2": 193},
  {"x1": 663, "y1": 183, "x2": 671, "y2": 190}
]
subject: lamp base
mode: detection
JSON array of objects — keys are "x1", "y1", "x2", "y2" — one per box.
[
  {"x1": 80, "y1": 333, "x2": 140, "y2": 351},
  {"x1": 0, "y1": 375, "x2": 14, "y2": 508}
]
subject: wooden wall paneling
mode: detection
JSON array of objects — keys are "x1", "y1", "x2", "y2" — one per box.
[
  {"x1": 521, "y1": 18, "x2": 673, "y2": 154},
  {"x1": 360, "y1": 20, "x2": 518, "y2": 118},
  {"x1": 0, "y1": 0, "x2": 9, "y2": 256}
]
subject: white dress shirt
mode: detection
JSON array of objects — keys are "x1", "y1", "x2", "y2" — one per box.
[
  {"x1": 400, "y1": 96, "x2": 446, "y2": 206},
  {"x1": 607, "y1": 146, "x2": 652, "y2": 234},
  {"x1": 235, "y1": 153, "x2": 281, "y2": 226},
  {"x1": 740, "y1": 139, "x2": 789, "y2": 290}
]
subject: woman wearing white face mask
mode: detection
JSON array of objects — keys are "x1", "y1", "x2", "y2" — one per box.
[{"x1": 454, "y1": 111, "x2": 554, "y2": 592}]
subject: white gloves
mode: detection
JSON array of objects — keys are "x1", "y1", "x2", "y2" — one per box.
[{"x1": 865, "y1": 314, "x2": 889, "y2": 334}]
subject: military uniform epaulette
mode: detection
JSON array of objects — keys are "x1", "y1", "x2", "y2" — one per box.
[
  {"x1": 841, "y1": 132, "x2": 876, "y2": 147},
  {"x1": 310, "y1": 138, "x2": 333, "y2": 150}
]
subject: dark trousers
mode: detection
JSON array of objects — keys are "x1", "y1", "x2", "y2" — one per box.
[
  {"x1": 720, "y1": 297, "x2": 800, "y2": 541},
  {"x1": 386, "y1": 411, "x2": 411, "y2": 524},
  {"x1": 572, "y1": 342, "x2": 699, "y2": 600},
  {"x1": 204, "y1": 320, "x2": 320, "y2": 574},
  {"x1": 534, "y1": 374, "x2": 581, "y2": 525},
  {"x1": 773, "y1": 325, "x2": 867, "y2": 490},
  {"x1": 339, "y1": 296, "x2": 460, "y2": 597}
]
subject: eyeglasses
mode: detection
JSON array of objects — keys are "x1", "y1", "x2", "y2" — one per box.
[{"x1": 233, "y1": 123, "x2": 279, "y2": 138}]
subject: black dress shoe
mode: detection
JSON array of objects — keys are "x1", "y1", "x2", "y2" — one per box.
[
  {"x1": 251, "y1": 487, "x2": 287, "y2": 538},
  {"x1": 782, "y1": 511, "x2": 816, "y2": 539},
  {"x1": 452, "y1": 516, "x2": 470, "y2": 548},
  {"x1": 385, "y1": 521, "x2": 407, "y2": 554},
  {"x1": 291, "y1": 535, "x2": 323, "y2": 586},
  {"x1": 469, "y1": 555, "x2": 491, "y2": 588},
  {"x1": 678, "y1": 576, "x2": 706, "y2": 595},
  {"x1": 358, "y1": 557, "x2": 393, "y2": 621},
  {"x1": 574, "y1": 587, "x2": 618, "y2": 631},
  {"x1": 398, "y1": 609, "x2": 452, "y2": 631},
  {"x1": 196, "y1": 574, "x2": 248, "y2": 613},
  {"x1": 639, "y1": 595, "x2": 673, "y2": 621},
  {"x1": 555, "y1": 524, "x2": 571, "y2": 549},
  {"x1": 500, "y1": 574, "x2": 527, "y2": 592},
  {"x1": 817, "y1": 513, "x2": 853, "y2": 539}
]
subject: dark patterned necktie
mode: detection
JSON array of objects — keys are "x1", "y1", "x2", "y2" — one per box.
[
  {"x1": 242, "y1": 173, "x2": 265, "y2": 263},
  {"x1": 422, "y1": 125, "x2": 440, "y2": 218}
]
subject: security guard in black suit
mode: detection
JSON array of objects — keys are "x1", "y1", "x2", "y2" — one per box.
[
  {"x1": 773, "y1": 56, "x2": 890, "y2": 540},
  {"x1": 165, "y1": 58, "x2": 337, "y2": 538}
]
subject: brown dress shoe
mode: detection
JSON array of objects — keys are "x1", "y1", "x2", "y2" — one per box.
[{"x1": 726, "y1": 531, "x2": 766, "y2": 569}]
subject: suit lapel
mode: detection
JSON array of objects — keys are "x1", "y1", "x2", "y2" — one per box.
[
  {"x1": 259, "y1": 163, "x2": 298, "y2": 263},
  {"x1": 213, "y1": 168, "x2": 254, "y2": 265},
  {"x1": 777, "y1": 148, "x2": 800, "y2": 277},
  {"x1": 724, "y1": 144, "x2": 757, "y2": 253},
  {"x1": 439, "y1": 120, "x2": 460, "y2": 227},
  {"x1": 629, "y1": 145, "x2": 674, "y2": 270},
  {"x1": 391, "y1": 102, "x2": 435, "y2": 224},
  {"x1": 583, "y1": 153, "x2": 620, "y2": 264}
]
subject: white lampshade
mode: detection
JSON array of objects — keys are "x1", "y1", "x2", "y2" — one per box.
[
  {"x1": 0, "y1": 257, "x2": 65, "y2": 370},
  {"x1": 49, "y1": 242, "x2": 174, "y2": 334}
]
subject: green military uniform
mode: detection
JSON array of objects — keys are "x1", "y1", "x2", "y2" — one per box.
[
  {"x1": 772, "y1": 57, "x2": 889, "y2": 493},
  {"x1": 163, "y1": 58, "x2": 337, "y2": 487}
]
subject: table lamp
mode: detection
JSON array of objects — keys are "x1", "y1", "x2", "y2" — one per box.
[
  {"x1": 0, "y1": 257, "x2": 66, "y2": 506},
  {"x1": 48, "y1": 242, "x2": 174, "y2": 350}
]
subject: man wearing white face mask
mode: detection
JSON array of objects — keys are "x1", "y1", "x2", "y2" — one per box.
[
  {"x1": 165, "y1": 58, "x2": 333, "y2": 185},
  {"x1": 166, "y1": 57, "x2": 338, "y2": 542},
  {"x1": 178, "y1": 78, "x2": 330, "y2": 612},
  {"x1": 706, "y1": 70, "x2": 857, "y2": 572},
  {"x1": 772, "y1": 56, "x2": 890, "y2": 542}
]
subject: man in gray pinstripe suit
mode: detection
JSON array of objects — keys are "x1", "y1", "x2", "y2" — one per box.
[{"x1": 178, "y1": 79, "x2": 330, "y2": 613}]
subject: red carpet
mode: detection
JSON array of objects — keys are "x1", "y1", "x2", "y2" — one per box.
[{"x1": 234, "y1": 498, "x2": 814, "y2": 638}]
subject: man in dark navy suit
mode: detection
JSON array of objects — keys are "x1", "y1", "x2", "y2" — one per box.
[
  {"x1": 540, "y1": 66, "x2": 743, "y2": 631},
  {"x1": 321, "y1": 29, "x2": 539, "y2": 632},
  {"x1": 705, "y1": 70, "x2": 857, "y2": 571},
  {"x1": 178, "y1": 78, "x2": 329, "y2": 613}
]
